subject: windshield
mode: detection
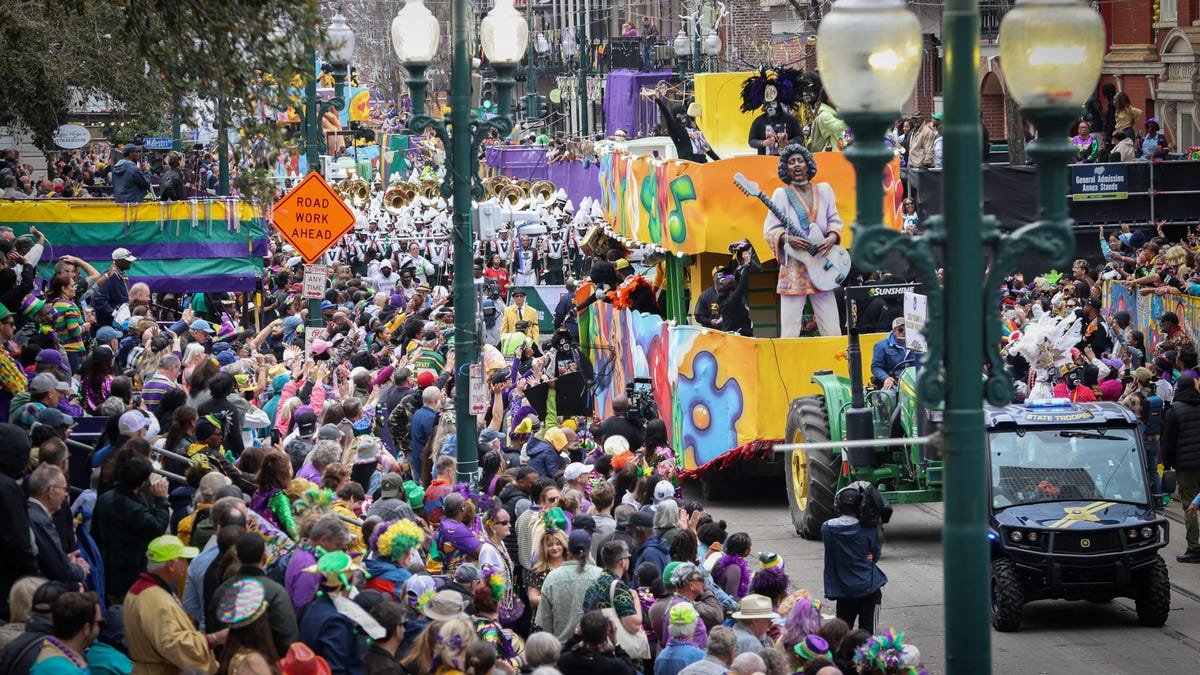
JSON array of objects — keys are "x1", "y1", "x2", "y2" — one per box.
[{"x1": 988, "y1": 428, "x2": 1147, "y2": 508}]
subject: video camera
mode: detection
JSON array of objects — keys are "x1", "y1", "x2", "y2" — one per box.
[{"x1": 625, "y1": 377, "x2": 658, "y2": 427}]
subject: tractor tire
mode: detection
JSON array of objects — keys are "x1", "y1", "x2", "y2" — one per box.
[
  {"x1": 990, "y1": 557, "x2": 1024, "y2": 632},
  {"x1": 1134, "y1": 556, "x2": 1171, "y2": 627},
  {"x1": 784, "y1": 396, "x2": 841, "y2": 540}
]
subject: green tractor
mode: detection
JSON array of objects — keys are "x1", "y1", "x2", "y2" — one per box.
[{"x1": 784, "y1": 284, "x2": 943, "y2": 539}]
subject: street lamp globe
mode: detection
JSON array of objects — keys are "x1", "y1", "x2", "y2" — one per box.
[
  {"x1": 561, "y1": 29, "x2": 578, "y2": 59},
  {"x1": 481, "y1": 0, "x2": 529, "y2": 65},
  {"x1": 673, "y1": 28, "x2": 690, "y2": 58},
  {"x1": 327, "y1": 10, "x2": 357, "y2": 67},
  {"x1": 702, "y1": 30, "x2": 721, "y2": 57},
  {"x1": 998, "y1": 0, "x2": 1105, "y2": 109},
  {"x1": 391, "y1": 0, "x2": 441, "y2": 64},
  {"x1": 816, "y1": 0, "x2": 921, "y2": 113}
]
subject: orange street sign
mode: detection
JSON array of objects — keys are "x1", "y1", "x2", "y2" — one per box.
[{"x1": 271, "y1": 173, "x2": 356, "y2": 264}]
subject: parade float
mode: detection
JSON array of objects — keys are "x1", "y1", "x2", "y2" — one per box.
[{"x1": 581, "y1": 69, "x2": 907, "y2": 496}]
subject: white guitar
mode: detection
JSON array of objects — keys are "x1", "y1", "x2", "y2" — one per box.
[{"x1": 733, "y1": 172, "x2": 852, "y2": 292}]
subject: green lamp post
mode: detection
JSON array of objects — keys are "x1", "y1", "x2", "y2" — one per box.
[
  {"x1": 817, "y1": 0, "x2": 1104, "y2": 672},
  {"x1": 394, "y1": 0, "x2": 527, "y2": 483}
]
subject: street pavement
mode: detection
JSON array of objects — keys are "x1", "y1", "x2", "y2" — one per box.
[{"x1": 688, "y1": 479, "x2": 1200, "y2": 675}]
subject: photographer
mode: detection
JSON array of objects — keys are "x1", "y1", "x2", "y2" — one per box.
[
  {"x1": 717, "y1": 243, "x2": 762, "y2": 337},
  {"x1": 597, "y1": 394, "x2": 645, "y2": 452}
]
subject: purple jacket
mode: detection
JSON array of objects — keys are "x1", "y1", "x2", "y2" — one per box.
[{"x1": 285, "y1": 546, "x2": 320, "y2": 611}]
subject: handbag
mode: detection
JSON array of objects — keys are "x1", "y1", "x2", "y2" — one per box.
[
  {"x1": 601, "y1": 579, "x2": 651, "y2": 660},
  {"x1": 498, "y1": 590, "x2": 526, "y2": 626}
]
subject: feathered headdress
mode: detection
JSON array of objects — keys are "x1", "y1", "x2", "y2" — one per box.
[
  {"x1": 739, "y1": 66, "x2": 807, "y2": 113},
  {"x1": 480, "y1": 563, "x2": 506, "y2": 603},
  {"x1": 853, "y1": 628, "x2": 928, "y2": 675},
  {"x1": 293, "y1": 487, "x2": 336, "y2": 515}
]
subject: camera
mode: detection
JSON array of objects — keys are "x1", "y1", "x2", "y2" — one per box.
[{"x1": 625, "y1": 377, "x2": 658, "y2": 427}]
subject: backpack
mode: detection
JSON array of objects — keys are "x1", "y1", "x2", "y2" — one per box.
[
  {"x1": 1145, "y1": 394, "x2": 1165, "y2": 437},
  {"x1": 388, "y1": 392, "x2": 419, "y2": 454},
  {"x1": 482, "y1": 299, "x2": 498, "y2": 329}
]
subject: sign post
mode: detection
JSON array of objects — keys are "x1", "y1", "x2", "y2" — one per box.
[
  {"x1": 143, "y1": 137, "x2": 174, "y2": 151},
  {"x1": 468, "y1": 364, "x2": 487, "y2": 415},
  {"x1": 303, "y1": 264, "x2": 330, "y2": 300},
  {"x1": 904, "y1": 291, "x2": 929, "y2": 353},
  {"x1": 271, "y1": 173, "x2": 357, "y2": 264}
]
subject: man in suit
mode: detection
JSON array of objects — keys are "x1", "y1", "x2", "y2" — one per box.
[
  {"x1": 27, "y1": 464, "x2": 90, "y2": 585},
  {"x1": 500, "y1": 289, "x2": 540, "y2": 342}
]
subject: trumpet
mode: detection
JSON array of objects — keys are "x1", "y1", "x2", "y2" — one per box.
[{"x1": 384, "y1": 182, "x2": 416, "y2": 214}]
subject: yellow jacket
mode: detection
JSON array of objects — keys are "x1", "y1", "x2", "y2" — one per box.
[
  {"x1": 500, "y1": 303, "x2": 540, "y2": 342},
  {"x1": 125, "y1": 573, "x2": 217, "y2": 675},
  {"x1": 333, "y1": 501, "x2": 366, "y2": 554}
]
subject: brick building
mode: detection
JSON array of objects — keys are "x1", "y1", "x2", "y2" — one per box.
[{"x1": 1100, "y1": 0, "x2": 1200, "y2": 151}]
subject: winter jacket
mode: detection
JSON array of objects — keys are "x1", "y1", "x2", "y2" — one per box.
[
  {"x1": 210, "y1": 567, "x2": 299, "y2": 651},
  {"x1": 92, "y1": 272, "x2": 129, "y2": 329},
  {"x1": 111, "y1": 158, "x2": 152, "y2": 204},
  {"x1": 635, "y1": 533, "x2": 670, "y2": 574},
  {"x1": 1163, "y1": 385, "x2": 1200, "y2": 470},
  {"x1": 526, "y1": 436, "x2": 563, "y2": 478},
  {"x1": 299, "y1": 592, "x2": 364, "y2": 675},
  {"x1": 0, "y1": 615, "x2": 53, "y2": 673},
  {"x1": 558, "y1": 636, "x2": 640, "y2": 675},
  {"x1": 907, "y1": 122, "x2": 938, "y2": 169},
  {"x1": 821, "y1": 515, "x2": 887, "y2": 600},
  {"x1": 0, "y1": 441, "x2": 36, "y2": 617},
  {"x1": 124, "y1": 572, "x2": 217, "y2": 675},
  {"x1": 92, "y1": 487, "x2": 170, "y2": 598},
  {"x1": 158, "y1": 168, "x2": 186, "y2": 201},
  {"x1": 28, "y1": 500, "x2": 86, "y2": 584}
]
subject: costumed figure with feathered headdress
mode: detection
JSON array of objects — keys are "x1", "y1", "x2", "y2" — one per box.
[
  {"x1": 741, "y1": 66, "x2": 807, "y2": 155},
  {"x1": 1007, "y1": 312, "x2": 1083, "y2": 401}
]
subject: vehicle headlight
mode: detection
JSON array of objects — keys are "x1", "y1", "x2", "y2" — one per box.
[
  {"x1": 1026, "y1": 531, "x2": 1039, "y2": 543},
  {"x1": 1128, "y1": 528, "x2": 1139, "y2": 540},
  {"x1": 1009, "y1": 529, "x2": 1023, "y2": 543},
  {"x1": 1141, "y1": 526, "x2": 1154, "y2": 540}
]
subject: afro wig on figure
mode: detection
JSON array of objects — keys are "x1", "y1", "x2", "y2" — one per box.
[{"x1": 778, "y1": 144, "x2": 818, "y2": 184}]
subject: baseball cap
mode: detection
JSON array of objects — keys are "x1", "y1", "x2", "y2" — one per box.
[
  {"x1": 95, "y1": 325, "x2": 123, "y2": 343},
  {"x1": 29, "y1": 372, "x2": 68, "y2": 394},
  {"x1": 1134, "y1": 366, "x2": 1154, "y2": 384},
  {"x1": 147, "y1": 534, "x2": 200, "y2": 563},
  {"x1": 454, "y1": 563, "x2": 481, "y2": 584},
  {"x1": 670, "y1": 562, "x2": 703, "y2": 587},
  {"x1": 35, "y1": 349, "x2": 64, "y2": 367},
  {"x1": 563, "y1": 462, "x2": 594, "y2": 481},
  {"x1": 191, "y1": 319, "x2": 216, "y2": 334},
  {"x1": 380, "y1": 473, "x2": 404, "y2": 498},
  {"x1": 31, "y1": 581, "x2": 70, "y2": 615},
  {"x1": 294, "y1": 411, "x2": 318, "y2": 436},
  {"x1": 35, "y1": 407, "x2": 76, "y2": 429},
  {"x1": 568, "y1": 529, "x2": 592, "y2": 553},
  {"x1": 121, "y1": 145, "x2": 143, "y2": 155},
  {"x1": 615, "y1": 258, "x2": 631, "y2": 271},
  {"x1": 653, "y1": 480, "x2": 675, "y2": 502},
  {"x1": 572, "y1": 514, "x2": 596, "y2": 533},
  {"x1": 416, "y1": 370, "x2": 437, "y2": 388},
  {"x1": 118, "y1": 410, "x2": 151, "y2": 435},
  {"x1": 317, "y1": 423, "x2": 344, "y2": 440},
  {"x1": 311, "y1": 340, "x2": 332, "y2": 356},
  {"x1": 111, "y1": 247, "x2": 137, "y2": 262},
  {"x1": 478, "y1": 428, "x2": 505, "y2": 447},
  {"x1": 629, "y1": 510, "x2": 654, "y2": 529}
]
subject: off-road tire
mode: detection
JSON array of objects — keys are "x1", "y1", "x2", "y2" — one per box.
[
  {"x1": 784, "y1": 396, "x2": 841, "y2": 540},
  {"x1": 991, "y1": 557, "x2": 1024, "y2": 632},
  {"x1": 1134, "y1": 556, "x2": 1171, "y2": 627}
]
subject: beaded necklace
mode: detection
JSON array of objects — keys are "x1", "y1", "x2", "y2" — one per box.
[{"x1": 44, "y1": 636, "x2": 87, "y2": 671}]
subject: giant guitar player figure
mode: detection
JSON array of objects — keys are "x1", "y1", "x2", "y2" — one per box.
[{"x1": 763, "y1": 144, "x2": 844, "y2": 338}]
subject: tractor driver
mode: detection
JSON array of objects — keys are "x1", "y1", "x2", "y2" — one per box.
[{"x1": 871, "y1": 317, "x2": 920, "y2": 391}]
